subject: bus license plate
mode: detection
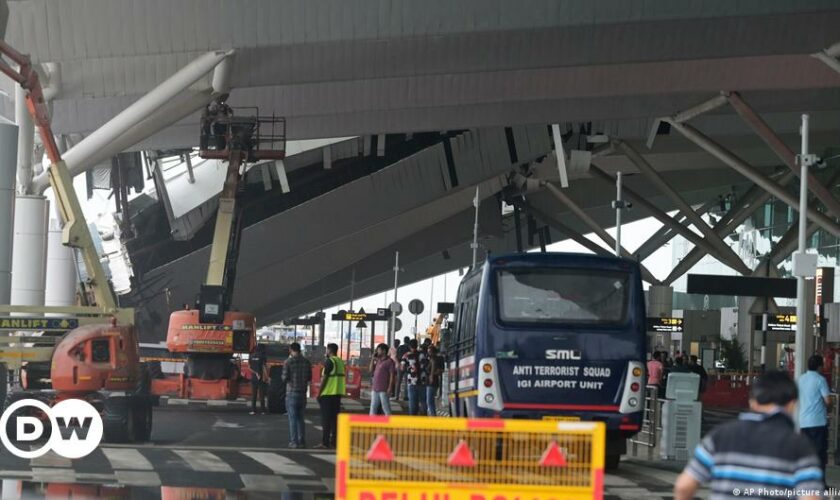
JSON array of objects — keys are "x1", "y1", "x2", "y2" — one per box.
[{"x1": 542, "y1": 416, "x2": 580, "y2": 422}]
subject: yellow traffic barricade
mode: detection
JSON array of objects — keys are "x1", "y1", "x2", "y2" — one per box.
[{"x1": 335, "y1": 414, "x2": 605, "y2": 500}]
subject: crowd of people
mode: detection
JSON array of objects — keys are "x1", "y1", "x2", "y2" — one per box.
[
  {"x1": 246, "y1": 336, "x2": 445, "y2": 450},
  {"x1": 370, "y1": 335, "x2": 445, "y2": 416},
  {"x1": 646, "y1": 349, "x2": 708, "y2": 397}
]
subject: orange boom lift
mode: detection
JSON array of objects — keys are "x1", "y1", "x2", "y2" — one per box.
[
  {"x1": 148, "y1": 101, "x2": 286, "y2": 408},
  {"x1": 0, "y1": 41, "x2": 153, "y2": 442}
]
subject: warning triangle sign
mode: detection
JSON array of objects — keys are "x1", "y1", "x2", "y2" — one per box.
[
  {"x1": 538, "y1": 441, "x2": 567, "y2": 467},
  {"x1": 447, "y1": 439, "x2": 476, "y2": 467},
  {"x1": 365, "y1": 435, "x2": 394, "y2": 462}
]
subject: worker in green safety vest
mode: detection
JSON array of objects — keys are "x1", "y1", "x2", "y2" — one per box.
[{"x1": 315, "y1": 342, "x2": 345, "y2": 449}]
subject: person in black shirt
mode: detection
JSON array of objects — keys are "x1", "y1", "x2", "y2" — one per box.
[
  {"x1": 395, "y1": 336, "x2": 411, "y2": 400},
  {"x1": 249, "y1": 344, "x2": 268, "y2": 415},
  {"x1": 688, "y1": 355, "x2": 708, "y2": 394}
]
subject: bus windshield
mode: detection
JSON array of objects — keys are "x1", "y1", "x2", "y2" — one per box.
[{"x1": 496, "y1": 267, "x2": 629, "y2": 324}]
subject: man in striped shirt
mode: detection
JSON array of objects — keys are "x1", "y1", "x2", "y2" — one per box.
[{"x1": 675, "y1": 371, "x2": 823, "y2": 500}]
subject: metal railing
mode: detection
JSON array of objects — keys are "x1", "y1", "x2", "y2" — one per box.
[{"x1": 630, "y1": 385, "x2": 663, "y2": 458}]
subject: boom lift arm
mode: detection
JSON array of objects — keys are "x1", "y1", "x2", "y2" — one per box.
[
  {"x1": 195, "y1": 103, "x2": 285, "y2": 324},
  {"x1": 0, "y1": 43, "x2": 151, "y2": 446},
  {"x1": 0, "y1": 41, "x2": 119, "y2": 314}
]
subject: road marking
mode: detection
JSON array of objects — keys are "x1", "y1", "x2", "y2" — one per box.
[
  {"x1": 31, "y1": 467, "x2": 75, "y2": 482},
  {"x1": 604, "y1": 474, "x2": 639, "y2": 486},
  {"x1": 241, "y1": 451, "x2": 314, "y2": 476},
  {"x1": 239, "y1": 474, "x2": 288, "y2": 492},
  {"x1": 287, "y1": 478, "x2": 330, "y2": 489},
  {"x1": 305, "y1": 419, "x2": 323, "y2": 431},
  {"x1": 74, "y1": 472, "x2": 117, "y2": 482},
  {"x1": 212, "y1": 419, "x2": 242, "y2": 429},
  {"x1": 310, "y1": 453, "x2": 337, "y2": 464},
  {"x1": 30, "y1": 451, "x2": 71, "y2": 468},
  {"x1": 0, "y1": 470, "x2": 32, "y2": 478},
  {"x1": 173, "y1": 450, "x2": 234, "y2": 472},
  {"x1": 102, "y1": 447, "x2": 154, "y2": 470},
  {"x1": 115, "y1": 470, "x2": 162, "y2": 486}
]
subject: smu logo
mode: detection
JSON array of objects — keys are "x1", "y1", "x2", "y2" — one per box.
[
  {"x1": 0, "y1": 398, "x2": 103, "y2": 459},
  {"x1": 545, "y1": 349, "x2": 582, "y2": 360}
]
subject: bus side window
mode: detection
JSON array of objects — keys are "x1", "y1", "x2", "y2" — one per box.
[{"x1": 455, "y1": 302, "x2": 466, "y2": 345}]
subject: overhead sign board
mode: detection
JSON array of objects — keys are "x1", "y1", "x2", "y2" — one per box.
[
  {"x1": 0, "y1": 317, "x2": 79, "y2": 331},
  {"x1": 646, "y1": 317, "x2": 683, "y2": 333},
  {"x1": 687, "y1": 274, "x2": 796, "y2": 298},
  {"x1": 331, "y1": 309, "x2": 391, "y2": 322},
  {"x1": 285, "y1": 316, "x2": 324, "y2": 326},
  {"x1": 437, "y1": 302, "x2": 455, "y2": 315},
  {"x1": 754, "y1": 314, "x2": 797, "y2": 332}
]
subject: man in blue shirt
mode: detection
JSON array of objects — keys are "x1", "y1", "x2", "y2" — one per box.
[
  {"x1": 675, "y1": 370, "x2": 823, "y2": 500},
  {"x1": 798, "y1": 354, "x2": 831, "y2": 472}
]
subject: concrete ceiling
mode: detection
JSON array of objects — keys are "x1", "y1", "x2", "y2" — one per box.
[
  {"x1": 4, "y1": 1, "x2": 840, "y2": 141},
  {"x1": 4, "y1": 1, "x2": 840, "y2": 337}
]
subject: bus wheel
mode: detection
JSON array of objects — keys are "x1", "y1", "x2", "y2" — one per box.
[{"x1": 605, "y1": 453, "x2": 621, "y2": 471}]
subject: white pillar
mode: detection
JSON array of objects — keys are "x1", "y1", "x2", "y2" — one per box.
[
  {"x1": 45, "y1": 218, "x2": 77, "y2": 307},
  {"x1": 10, "y1": 196, "x2": 49, "y2": 306},
  {"x1": 0, "y1": 124, "x2": 18, "y2": 304},
  {"x1": 14, "y1": 83, "x2": 33, "y2": 193}
]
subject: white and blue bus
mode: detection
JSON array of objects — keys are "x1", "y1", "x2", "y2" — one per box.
[{"x1": 447, "y1": 252, "x2": 647, "y2": 469}]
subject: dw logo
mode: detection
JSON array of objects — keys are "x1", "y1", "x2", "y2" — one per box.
[{"x1": 0, "y1": 398, "x2": 103, "y2": 459}]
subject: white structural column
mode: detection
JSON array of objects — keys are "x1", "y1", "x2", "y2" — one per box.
[
  {"x1": 0, "y1": 124, "x2": 18, "y2": 304},
  {"x1": 10, "y1": 195, "x2": 48, "y2": 306},
  {"x1": 31, "y1": 50, "x2": 235, "y2": 194},
  {"x1": 44, "y1": 218, "x2": 77, "y2": 307},
  {"x1": 14, "y1": 83, "x2": 33, "y2": 193}
]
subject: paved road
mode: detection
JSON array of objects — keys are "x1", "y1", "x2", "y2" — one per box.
[{"x1": 0, "y1": 398, "x2": 733, "y2": 498}]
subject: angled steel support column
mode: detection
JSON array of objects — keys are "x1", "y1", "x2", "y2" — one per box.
[
  {"x1": 726, "y1": 92, "x2": 840, "y2": 218},
  {"x1": 589, "y1": 165, "x2": 748, "y2": 274},
  {"x1": 616, "y1": 140, "x2": 749, "y2": 274},
  {"x1": 665, "y1": 119, "x2": 840, "y2": 238},
  {"x1": 664, "y1": 170, "x2": 797, "y2": 285},
  {"x1": 663, "y1": 181, "x2": 779, "y2": 285},
  {"x1": 521, "y1": 202, "x2": 611, "y2": 257},
  {"x1": 634, "y1": 199, "x2": 717, "y2": 261},
  {"x1": 540, "y1": 182, "x2": 661, "y2": 284},
  {"x1": 766, "y1": 168, "x2": 840, "y2": 266},
  {"x1": 813, "y1": 42, "x2": 840, "y2": 75},
  {"x1": 522, "y1": 199, "x2": 660, "y2": 285},
  {"x1": 31, "y1": 50, "x2": 235, "y2": 194},
  {"x1": 671, "y1": 94, "x2": 729, "y2": 124}
]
